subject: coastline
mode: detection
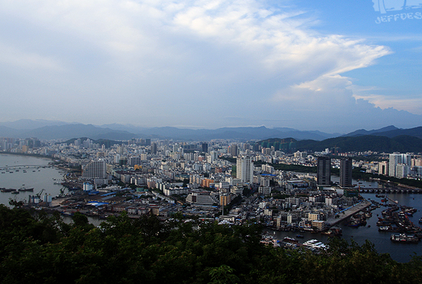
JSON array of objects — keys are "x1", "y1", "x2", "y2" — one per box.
[{"x1": 0, "y1": 151, "x2": 54, "y2": 160}]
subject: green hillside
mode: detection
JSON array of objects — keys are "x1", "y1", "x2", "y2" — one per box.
[{"x1": 1, "y1": 205, "x2": 421, "y2": 283}]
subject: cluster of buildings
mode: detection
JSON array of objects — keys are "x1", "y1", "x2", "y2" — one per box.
[
  {"x1": 377, "y1": 153, "x2": 422, "y2": 179},
  {"x1": 1, "y1": 136, "x2": 421, "y2": 229}
]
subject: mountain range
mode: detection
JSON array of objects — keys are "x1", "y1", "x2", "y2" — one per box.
[
  {"x1": 0, "y1": 120, "x2": 422, "y2": 151},
  {"x1": 0, "y1": 120, "x2": 340, "y2": 141}
]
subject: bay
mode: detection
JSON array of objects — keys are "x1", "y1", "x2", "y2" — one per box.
[
  {"x1": 0, "y1": 154, "x2": 65, "y2": 206},
  {"x1": 270, "y1": 192, "x2": 422, "y2": 263}
]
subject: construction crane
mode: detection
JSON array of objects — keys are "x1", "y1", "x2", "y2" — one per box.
[{"x1": 35, "y1": 188, "x2": 45, "y2": 198}]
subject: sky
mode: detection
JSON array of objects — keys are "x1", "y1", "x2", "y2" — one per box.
[{"x1": 1, "y1": 0, "x2": 422, "y2": 133}]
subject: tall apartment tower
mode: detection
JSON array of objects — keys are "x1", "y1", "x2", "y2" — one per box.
[
  {"x1": 201, "y1": 142, "x2": 208, "y2": 153},
  {"x1": 151, "y1": 142, "x2": 158, "y2": 155},
  {"x1": 389, "y1": 153, "x2": 411, "y2": 177},
  {"x1": 229, "y1": 144, "x2": 238, "y2": 157},
  {"x1": 317, "y1": 156, "x2": 331, "y2": 187},
  {"x1": 236, "y1": 156, "x2": 254, "y2": 183},
  {"x1": 340, "y1": 158, "x2": 353, "y2": 187}
]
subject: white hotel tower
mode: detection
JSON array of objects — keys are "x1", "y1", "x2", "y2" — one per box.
[{"x1": 236, "y1": 156, "x2": 254, "y2": 183}]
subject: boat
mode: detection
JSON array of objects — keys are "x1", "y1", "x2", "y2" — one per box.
[
  {"x1": 18, "y1": 187, "x2": 34, "y2": 192},
  {"x1": 303, "y1": 239, "x2": 328, "y2": 250},
  {"x1": 390, "y1": 233, "x2": 419, "y2": 243},
  {"x1": 296, "y1": 234, "x2": 304, "y2": 239},
  {"x1": 419, "y1": 218, "x2": 422, "y2": 224},
  {"x1": 11, "y1": 191, "x2": 19, "y2": 194},
  {"x1": 378, "y1": 226, "x2": 392, "y2": 232},
  {"x1": 1, "y1": 188, "x2": 16, "y2": 193},
  {"x1": 282, "y1": 237, "x2": 298, "y2": 244}
]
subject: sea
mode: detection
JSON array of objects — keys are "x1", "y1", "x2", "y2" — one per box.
[
  {"x1": 1, "y1": 154, "x2": 421, "y2": 262},
  {"x1": 0, "y1": 153, "x2": 65, "y2": 206},
  {"x1": 270, "y1": 176, "x2": 422, "y2": 263}
]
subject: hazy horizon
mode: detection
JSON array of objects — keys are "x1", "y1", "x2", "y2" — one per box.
[{"x1": 1, "y1": 1, "x2": 421, "y2": 133}]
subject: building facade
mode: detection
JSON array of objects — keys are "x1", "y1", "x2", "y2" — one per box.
[
  {"x1": 236, "y1": 156, "x2": 254, "y2": 183},
  {"x1": 340, "y1": 158, "x2": 353, "y2": 187},
  {"x1": 317, "y1": 156, "x2": 331, "y2": 187}
]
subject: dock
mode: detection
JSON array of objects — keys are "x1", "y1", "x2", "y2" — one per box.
[{"x1": 326, "y1": 200, "x2": 372, "y2": 226}]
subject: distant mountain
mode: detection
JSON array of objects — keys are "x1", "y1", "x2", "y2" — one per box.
[
  {"x1": 0, "y1": 126, "x2": 21, "y2": 137},
  {"x1": 344, "y1": 125, "x2": 422, "y2": 140},
  {"x1": 100, "y1": 123, "x2": 148, "y2": 134},
  {"x1": 96, "y1": 124, "x2": 339, "y2": 141},
  {"x1": 20, "y1": 124, "x2": 139, "y2": 140},
  {"x1": 139, "y1": 126, "x2": 337, "y2": 141},
  {"x1": 372, "y1": 126, "x2": 422, "y2": 139},
  {"x1": 1, "y1": 120, "x2": 421, "y2": 145},
  {"x1": 296, "y1": 135, "x2": 422, "y2": 153},
  {"x1": 344, "y1": 125, "x2": 399, "y2": 137},
  {"x1": 0, "y1": 119, "x2": 70, "y2": 130}
]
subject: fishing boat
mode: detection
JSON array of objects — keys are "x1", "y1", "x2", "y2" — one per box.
[
  {"x1": 18, "y1": 187, "x2": 34, "y2": 192},
  {"x1": 390, "y1": 233, "x2": 419, "y2": 243}
]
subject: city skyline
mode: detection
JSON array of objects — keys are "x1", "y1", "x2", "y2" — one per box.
[{"x1": 1, "y1": 0, "x2": 422, "y2": 133}]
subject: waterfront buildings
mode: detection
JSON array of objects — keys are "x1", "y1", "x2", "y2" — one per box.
[{"x1": 389, "y1": 153, "x2": 411, "y2": 178}]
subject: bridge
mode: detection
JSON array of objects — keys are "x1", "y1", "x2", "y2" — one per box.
[
  {"x1": 358, "y1": 187, "x2": 422, "y2": 194},
  {"x1": 0, "y1": 165, "x2": 51, "y2": 171}
]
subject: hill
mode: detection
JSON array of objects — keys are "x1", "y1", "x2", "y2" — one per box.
[
  {"x1": 344, "y1": 126, "x2": 422, "y2": 139},
  {"x1": 295, "y1": 135, "x2": 422, "y2": 152}
]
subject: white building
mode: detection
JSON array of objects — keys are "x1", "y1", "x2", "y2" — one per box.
[
  {"x1": 389, "y1": 153, "x2": 411, "y2": 178},
  {"x1": 82, "y1": 160, "x2": 107, "y2": 179},
  {"x1": 236, "y1": 156, "x2": 254, "y2": 183}
]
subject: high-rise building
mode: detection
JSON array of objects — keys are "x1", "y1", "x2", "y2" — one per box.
[
  {"x1": 378, "y1": 161, "x2": 388, "y2": 175},
  {"x1": 229, "y1": 144, "x2": 238, "y2": 157},
  {"x1": 151, "y1": 142, "x2": 158, "y2": 155},
  {"x1": 236, "y1": 156, "x2": 254, "y2": 183},
  {"x1": 389, "y1": 153, "x2": 411, "y2": 177},
  {"x1": 340, "y1": 158, "x2": 353, "y2": 187},
  {"x1": 82, "y1": 160, "x2": 107, "y2": 179},
  {"x1": 317, "y1": 156, "x2": 331, "y2": 186},
  {"x1": 201, "y1": 142, "x2": 208, "y2": 153}
]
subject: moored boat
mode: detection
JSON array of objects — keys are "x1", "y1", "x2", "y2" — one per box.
[{"x1": 390, "y1": 233, "x2": 419, "y2": 243}]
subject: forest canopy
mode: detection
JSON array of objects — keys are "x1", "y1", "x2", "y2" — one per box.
[{"x1": 0, "y1": 205, "x2": 421, "y2": 284}]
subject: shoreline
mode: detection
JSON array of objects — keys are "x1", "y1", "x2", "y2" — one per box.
[{"x1": 0, "y1": 151, "x2": 81, "y2": 174}]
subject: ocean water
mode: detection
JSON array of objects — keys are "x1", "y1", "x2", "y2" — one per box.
[
  {"x1": 271, "y1": 192, "x2": 422, "y2": 263},
  {"x1": 0, "y1": 154, "x2": 65, "y2": 206}
]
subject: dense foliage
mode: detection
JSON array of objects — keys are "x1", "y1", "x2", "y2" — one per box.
[{"x1": 1, "y1": 205, "x2": 421, "y2": 284}]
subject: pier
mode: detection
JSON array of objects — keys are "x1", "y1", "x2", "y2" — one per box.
[
  {"x1": 0, "y1": 165, "x2": 50, "y2": 171},
  {"x1": 326, "y1": 200, "x2": 372, "y2": 226},
  {"x1": 358, "y1": 187, "x2": 422, "y2": 194}
]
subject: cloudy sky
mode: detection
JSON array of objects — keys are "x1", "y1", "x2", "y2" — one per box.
[{"x1": 1, "y1": 0, "x2": 421, "y2": 133}]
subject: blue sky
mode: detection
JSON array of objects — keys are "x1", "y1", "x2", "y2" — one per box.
[{"x1": 0, "y1": 0, "x2": 421, "y2": 133}]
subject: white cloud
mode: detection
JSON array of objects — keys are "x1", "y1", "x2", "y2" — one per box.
[
  {"x1": 0, "y1": 43, "x2": 62, "y2": 71},
  {"x1": 353, "y1": 94, "x2": 422, "y2": 115},
  {"x1": 0, "y1": 0, "x2": 419, "y2": 131}
]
